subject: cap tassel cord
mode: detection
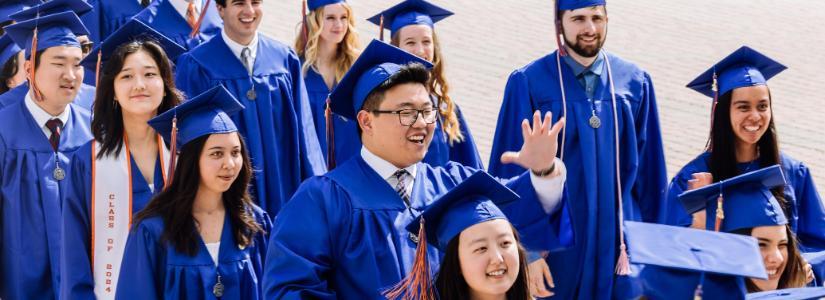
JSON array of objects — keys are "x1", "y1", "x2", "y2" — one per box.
[
  {"x1": 94, "y1": 50, "x2": 102, "y2": 87},
  {"x1": 706, "y1": 72, "x2": 718, "y2": 151},
  {"x1": 324, "y1": 98, "x2": 336, "y2": 170},
  {"x1": 189, "y1": 0, "x2": 211, "y2": 38},
  {"x1": 165, "y1": 116, "x2": 179, "y2": 187},
  {"x1": 554, "y1": 0, "x2": 567, "y2": 57},
  {"x1": 383, "y1": 218, "x2": 435, "y2": 300},
  {"x1": 714, "y1": 193, "x2": 724, "y2": 232},
  {"x1": 379, "y1": 15, "x2": 385, "y2": 41},
  {"x1": 30, "y1": 27, "x2": 43, "y2": 101},
  {"x1": 301, "y1": 0, "x2": 309, "y2": 50}
]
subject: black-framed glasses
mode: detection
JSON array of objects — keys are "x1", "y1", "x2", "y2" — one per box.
[{"x1": 372, "y1": 108, "x2": 438, "y2": 126}]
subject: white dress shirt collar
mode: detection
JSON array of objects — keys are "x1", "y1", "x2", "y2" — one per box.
[{"x1": 24, "y1": 90, "x2": 71, "y2": 139}]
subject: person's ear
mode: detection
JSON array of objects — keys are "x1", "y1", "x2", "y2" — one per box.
[{"x1": 357, "y1": 110, "x2": 373, "y2": 136}]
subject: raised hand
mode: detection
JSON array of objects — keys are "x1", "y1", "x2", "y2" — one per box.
[{"x1": 500, "y1": 110, "x2": 565, "y2": 175}]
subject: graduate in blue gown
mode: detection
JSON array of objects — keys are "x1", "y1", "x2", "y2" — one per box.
[
  {"x1": 661, "y1": 46, "x2": 825, "y2": 253},
  {"x1": 295, "y1": 0, "x2": 362, "y2": 165},
  {"x1": 677, "y1": 165, "x2": 815, "y2": 292},
  {"x1": 116, "y1": 86, "x2": 271, "y2": 300},
  {"x1": 60, "y1": 20, "x2": 187, "y2": 300},
  {"x1": 625, "y1": 221, "x2": 763, "y2": 299},
  {"x1": 175, "y1": 0, "x2": 326, "y2": 216},
  {"x1": 133, "y1": 0, "x2": 222, "y2": 51},
  {"x1": 263, "y1": 39, "x2": 572, "y2": 299},
  {"x1": 0, "y1": 12, "x2": 94, "y2": 299},
  {"x1": 487, "y1": 0, "x2": 667, "y2": 298},
  {"x1": 7, "y1": 0, "x2": 99, "y2": 106},
  {"x1": 356, "y1": 0, "x2": 483, "y2": 169},
  {"x1": 387, "y1": 173, "x2": 537, "y2": 300}
]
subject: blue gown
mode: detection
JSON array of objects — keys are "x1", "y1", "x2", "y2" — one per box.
[
  {"x1": 83, "y1": 0, "x2": 144, "y2": 43},
  {"x1": 115, "y1": 208, "x2": 272, "y2": 300},
  {"x1": 662, "y1": 152, "x2": 825, "y2": 252},
  {"x1": 60, "y1": 140, "x2": 166, "y2": 299},
  {"x1": 302, "y1": 67, "x2": 360, "y2": 164},
  {"x1": 0, "y1": 101, "x2": 92, "y2": 299},
  {"x1": 175, "y1": 34, "x2": 326, "y2": 217},
  {"x1": 263, "y1": 155, "x2": 571, "y2": 299},
  {"x1": 487, "y1": 51, "x2": 667, "y2": 299},
  {"x1": 0, "y1": 82, "x2": 95, "y2": 111},
  {"x1": 133, "y1": 0, "x2": 222, "y2": 51}
]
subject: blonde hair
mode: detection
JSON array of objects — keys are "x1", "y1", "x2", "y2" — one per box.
[
  {"x1": 391, "y1": 30, "x2": 464, "y2": 144},
  {"x1": 295, "y1": 3, "x2": 360, "y2": 84}
]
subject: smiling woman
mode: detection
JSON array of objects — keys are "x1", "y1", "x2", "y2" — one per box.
[{"x1": 662, "y1": 46, "x2": 825, "y2": 254}]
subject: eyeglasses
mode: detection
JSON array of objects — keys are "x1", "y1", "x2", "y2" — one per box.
[
  {"x1": 80, "y1": 41, "x2": 94, "y2": 56},
  {"x1": 371, "y1": 108, "x2": 438, "y2": 126}
]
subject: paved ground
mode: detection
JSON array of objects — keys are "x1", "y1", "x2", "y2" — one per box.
[{"x1": 260, "y1": 0, "x2": 825, "y2": 193}]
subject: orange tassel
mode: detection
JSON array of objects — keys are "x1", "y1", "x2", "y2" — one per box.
[
  {"x1": 379, "y1": 15, "x2": 385, "y2": 41},
  {"x1": 94, "y1": 49, "x2": 102, "y2": 87},
  {"x1": 324, "y1": 98, "x2": 336, "y2": 170},
  {"x1": 189, "y1": 0, "x2": 211, "y2": 38},
  {"x1": 383, "y1": 218, "x2": 435, "y2": 300},
  {"x1": 30, "y1": 27, "x2": 43, "y2": 101},
  {"x1": 714, "y1": 194, "x2": 724, "y2": 232},
  {"x1": 165, "y1": 116, "x2": 178, "y2": 187},
  {"x1": 706, "y1": 72, "x2": 719, "y2": 151}
]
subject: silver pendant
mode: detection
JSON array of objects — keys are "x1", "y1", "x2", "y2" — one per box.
[
  {"x1": 213, "y1": 277, "x2": 224, "y2": 297},
  {"x1": 53, "y1": 167, "x2": 65, "y2": 181},
  {"x1": 589, "y1": 115, "x2": 601, "y2": 129},
  {"x1": 409, "y1": 232, "x2": 419, "y2": 244},
  {"x1": 246, "y1": 88, "x2": 256, "y2": 100}
]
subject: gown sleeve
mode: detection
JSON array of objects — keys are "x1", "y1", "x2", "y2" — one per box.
[
  {"x1": 262, "y1": 178, "x2": 347, "y2": 300},
  {"x1": 792, "y1": 162, "x2": 825, "y2": 252},
  {"x1": 631, "y1": 72, "x2": 668, "y2": 223},
  {"x1": 487, "y1": 70, "x2": 536, "y2": 178},
  {"x1": 60, "y1": 149, "x2": 95, "y2": 299},
  {"x1": 173, "y1": 53, "x2": 213, "y2": 99},
  {"x1": 286, "y1": 50, "x2": 327, "y2": 178},
  {"x1": 115, "y1": 222, "x2": 164, "y2": 300}
]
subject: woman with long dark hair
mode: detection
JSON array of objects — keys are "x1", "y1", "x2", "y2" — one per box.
[
  {"x1": 365, "y1": 0, "x2": 483, "y2": 169},
  {"x1": 676, "y1": 165, "x2": 813, "y2": 294},
  {"x1": 60, "y1": 20, "x2": 186, "y2": 299},
  {"x1": 385, "y1": 173, "x2": 532, "y2": 300},
  {"x1": 295, "y1": 0, "x2": 361, "y2": 163},
  {"x1": 662, "y1": 46, "x2": 825, "y2": 252},
  {"x1": 115, "y1": 85, "x2": 271, "y2": 299}
]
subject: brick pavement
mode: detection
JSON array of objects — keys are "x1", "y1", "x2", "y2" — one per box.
[{"x1": 259, "y1": 0, "x2": 825, "y2": 193}]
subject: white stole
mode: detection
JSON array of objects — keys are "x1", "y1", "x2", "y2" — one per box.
[{"x1": 91, "y1": 135, "x2": 170, "y2": 299}]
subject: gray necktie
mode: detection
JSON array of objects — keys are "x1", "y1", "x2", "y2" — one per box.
[{"x1": 240, "y1": 47, "x2": 252, "y2": 74}]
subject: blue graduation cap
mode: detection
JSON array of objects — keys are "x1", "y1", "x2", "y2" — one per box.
[
  {"x1": 406, "y1": 172, "x2": 520, "y2": 250},
  {"x1": 625, "y1": 221, "x2": 765, "y2": 299},
  {"x1": 0, "y1": 34, "x2": 21, "y2": 64},
  {"x1": 0, "y1": 0, "x2": 40, "y2": 24},
  {"x1": 9, "y1": 0, "x2": 92, "y2": 22},
  {"x1": 148, "y1": 85, "x2": 245, "y2": 149},
  {"x1": 384, "y1": 172, "x2": 520, "y2": 299},
  {"x1": 557, "y1": 0, "x2": 606, "y2": 11},
  {"x1": 746, "y1": 287, "x2": 825, "y2": 300},
  {"x1": 687, "y1": 46, "x2": 787, "y2": 99},
  {"x1": 4, "y1": 11, "x2": 89, "y2": 58},
  {"x1": 366, "y1": 0, "x2": 453, "y2": 38},
  {"x1": 678, "y1": 165, "x2": 788, "y2": 232},
  {"x1": 307, "y1": 0, "x2": 344, "y2": 11},
  {"x1": 79, "y1": 19, "x2": 186, "y2": 71},
  {"x1": 328, "y1": 39, "x2": 432, "y2": 120}
]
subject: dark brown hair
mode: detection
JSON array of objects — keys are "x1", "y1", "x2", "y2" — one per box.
[
  {"x1": 732, "y1": 226, "x2": 808, "y2": 292},
  {"x1": 0, "y1": 53, "x2": 20, "y2": 94},
  {"x1": 708, "y1": 89, "x2": 785, "y2": 209},
  {"x1": 434, "y1": 224, "x2": 531, "y2": 300},
  {"x1": 133, "y1": 133, "x2": 263, "y2": 255},
  {"x1": 91, "y1": 39, "x2": 184, "y2": 159}
]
